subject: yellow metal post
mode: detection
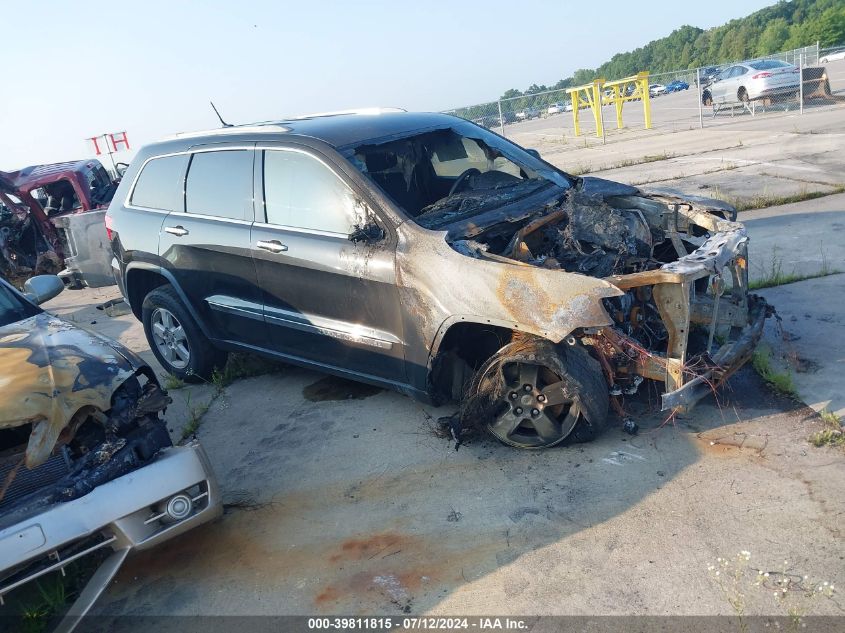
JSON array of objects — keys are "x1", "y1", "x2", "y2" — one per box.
[
  {"x1": 614, "y1": 85, "x2": 623, "y2": 128},
  {"x1": 591, "y1": 81, "x2": 604, "y2": 138},
  {"x1": 640, "y1": 72, "x2": 652, "y2": 129},
  {"x1": 571, "y1": 91, "x2": 580, "y2": 136}
]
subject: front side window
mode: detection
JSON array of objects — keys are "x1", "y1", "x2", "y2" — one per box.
[
  {"x1": 263, "y1": 150, "x2": 357, "y2": 235},
  {"x1": 185, "y1": 150, "x2": 253, "y2": 220},
  {"x1": 130, "y1": 154, "x2": 188, "y2": 211}
]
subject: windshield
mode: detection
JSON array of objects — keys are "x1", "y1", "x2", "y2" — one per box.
[
  {"x1": 346, "y1": 125, "x2": 570, "y2": 221},
  {"x1": 0, "y1": 282, "x2": 37, "y2": 328}
]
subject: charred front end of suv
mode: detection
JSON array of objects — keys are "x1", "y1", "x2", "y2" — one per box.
[{"x1": 407, "y1": 177, "x2": 769, "y2": 417}]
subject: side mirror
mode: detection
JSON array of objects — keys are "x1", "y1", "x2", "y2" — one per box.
[
  {"x1": 525, "y1": 148, "x2": 541, "y2": 160},
  {"x1": 349, "y1": 222, "x2": 385, "y2": 244},
  {"x1": 24, "y1": 275, "x2": 65, "y2": 305}
]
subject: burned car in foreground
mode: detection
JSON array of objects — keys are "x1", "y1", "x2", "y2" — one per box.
[
  {"x1": 109, "y1": 111, "x2": 768, "y2": 450},
  {"x1": 0, "y1": 275, "x2": 220, "y2": 628}
]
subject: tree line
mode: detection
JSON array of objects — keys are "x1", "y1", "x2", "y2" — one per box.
[{"x1": 499, "y1": 0, "x2": 845, "y2": 103}]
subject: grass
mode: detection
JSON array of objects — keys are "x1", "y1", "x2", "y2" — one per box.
[
  {"x1": 751, "y1": 344, "x2": 798, "y2": 399},
  {"x1": 177, "y1": 353, "x2": 283, "y2": 441},
  {"x1": 568, "y1": 162, "x2": 592, "y2": 176},
  {"x1": 608, "y1": 150, "x2": 675, "y2": 169},
  {"x1": 7, "y1": 558, "x2": 105, "y2": 633},
  {"x1": 179, "y1": 390, "x2": 211, "y2": 441},
  {"x1": 809, "y1": 410, "x2": 845, "y2": 448},
  {"x1": 162, "y1": 374, "x2": 186, "y2": 390},
  {"x1": 711, "y1": 184, "x2": 845, "y2": 212},
  {"x1": 749, "y1": 247, "x2": 841, "y2": 290}
]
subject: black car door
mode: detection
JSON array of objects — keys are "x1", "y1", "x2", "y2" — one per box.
[
  {"x1": 250, "y1": 143, "x2": 406, "y2": 382},
  {"x1": 157, "y1": 144, "x2": 266, "y2": 348}
]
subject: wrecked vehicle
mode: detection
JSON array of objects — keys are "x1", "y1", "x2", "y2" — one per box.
[
  {"x1": 0, "y1": 159, "x2": 121, "y2": 290},
  {"x1": 107, "y1": 111, "x2": 768, "y2": 449},
  {"x1": 0, "y1": 275, "x2": 221, "y2": 626}
]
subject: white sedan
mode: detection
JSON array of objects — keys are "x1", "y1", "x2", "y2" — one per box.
[{"x1": 820, "y1": 50, "x2": 845, "y2": 63}]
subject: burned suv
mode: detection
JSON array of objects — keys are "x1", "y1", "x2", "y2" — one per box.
[{"x1": 108, "y1": 111, "x2": 768, "y2": 449}]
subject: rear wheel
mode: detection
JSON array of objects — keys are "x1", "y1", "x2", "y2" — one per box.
[
  {"x1": 462, "y1": 338, "x2": 609, "y2": 449},
  {"x1": 142, "y1": 285, "x2": 227, "y2": 382},
  {"x1": 702, "y1": 91, "x2": 713, "y2": 106},
  {"x1": 738, "y1": 87, "x2": 749, "y2": 103}
]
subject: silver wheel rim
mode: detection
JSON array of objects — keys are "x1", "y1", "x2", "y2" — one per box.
[
  {"x1": 151, "y1": 307, "x2": 190, "y2": 370},
  {"x1": 485, "y1": 361, "x2": 581, "y2": 448}
]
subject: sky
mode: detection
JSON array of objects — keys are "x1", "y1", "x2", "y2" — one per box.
[{"x1": 1, "y1": 0, "x2": 778, "y2": 170}]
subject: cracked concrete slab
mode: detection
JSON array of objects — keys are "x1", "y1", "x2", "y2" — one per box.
[{"x1": 759, "y1": 274, "x2": 845, "y2": 417}]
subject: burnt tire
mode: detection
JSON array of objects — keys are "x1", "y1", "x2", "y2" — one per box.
[
  {"x1": 142, "y1": 285, "x2": 227, "y2": 383},
  {"x1": 462, "y1": 337, "x2": 609, "y2": 449}
]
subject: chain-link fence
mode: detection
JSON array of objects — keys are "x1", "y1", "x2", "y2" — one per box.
[{"x1": 442, "y1": 43, "x2": 844, "y2": 151}]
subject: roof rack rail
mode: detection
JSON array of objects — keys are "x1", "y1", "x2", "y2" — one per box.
[
  {"x1": 285, "y1": 107, "x2": 407, "y2": 120},
  {"x1": 168, "y1": 123, "x2": 290, "y2": 139}
]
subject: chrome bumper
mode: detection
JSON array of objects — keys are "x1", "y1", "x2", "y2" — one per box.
[{"x1": 0, "y1": 441, "x2": 221, "y2": 630}]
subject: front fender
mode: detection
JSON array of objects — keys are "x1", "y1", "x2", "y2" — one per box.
[{"x1": 396, "y1": 224, "x2": 622, "y2": 379}]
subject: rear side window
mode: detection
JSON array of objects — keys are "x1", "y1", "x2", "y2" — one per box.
[
  {"x1": 130, "y1": 154, "x2": 188, "y2": 210},
  {"x1": 749, "y1": 60, "x2": 791, "y2": 71},
  {"x1": 263, "y1": 150, "x2": 357, "y2": 235},
  {"x1": 185, "y1": 150, "x2": 253, "y2": 220}
]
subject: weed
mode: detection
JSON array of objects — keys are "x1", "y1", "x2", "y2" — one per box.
[
  {"x1": 749, "y1": 246, "x2": 840, "y2": 290},
  {"x1": 8, "y1": 558, "x2": 104, "y2": 633},
  {"x1": 211, "y1": 353, "x2": 282, "y2": 395},
  {"x1": 163, "y1": 374, "x2": 186, "y2": 390},
  {"x1": 751, "y1": 344, "x2": 798, "y2": 398},
  {"x1": 178, "y1": 353, "x2": 281, "y2": 440},
  {"x1": 568, "y1": 162, "x2": 592, "y2": 176},
  {"x1": 809, "y1": 409, "x2": 844, "y2": 448},
  {"x1": 708, "y1": 553, "x2": 836, "y2": 631},
  {"x1": 712, "y1": 185, "x2": 845, "y2": 212},
  {"x1": 179, "y1": 390, "x2": 211, "y2": 441}
]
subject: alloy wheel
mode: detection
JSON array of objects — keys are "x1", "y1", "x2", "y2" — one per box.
[
  {"x1": 485, "y1": 361, "x2": 581, "y2": 448},
  {"x1": 150, "y1": 307, "x2": 191, "y2": 370}
]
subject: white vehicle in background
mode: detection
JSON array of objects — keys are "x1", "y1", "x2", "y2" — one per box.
[
  {"x1": 819, "y1": 50, "x2": 845, "y2": 63},
  {"x1": 649, "y1": 83, "x2": 666, "y2": 97},
  {"x1": 547, "y1": 102, "x2": 566, "y2": 115},
  {"x1": 515, "y1": 107, "x2": 539, "y2": 121},
  {"x1": 563, "y1": 101, "x2": 573, "y2": 112},
  {"x1": 702, "y1": 59, "x2": 799, "y2": 105}
]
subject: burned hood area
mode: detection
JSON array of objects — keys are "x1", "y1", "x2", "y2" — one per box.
[{"x1": 0, "y1": 313, "x2": 172, "y2": 524}]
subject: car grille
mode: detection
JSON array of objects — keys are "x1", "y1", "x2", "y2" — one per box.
[{"x1": 0, "y1": 450, "x2": 70, "y2": 511}]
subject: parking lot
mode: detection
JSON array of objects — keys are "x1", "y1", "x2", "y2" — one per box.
[
  {"x1": 27, "y1": 102, "x2": 844, "y2": 625},
  {"x1": 493, "y1": 57, "x2": 845, "y2": 154}
]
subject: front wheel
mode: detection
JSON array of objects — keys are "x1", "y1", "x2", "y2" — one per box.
[
  {"x1": 462, "y1": 338, "x2": 609, "y2": 448},
  {"x1": 142, "y1": 285, "x2": 227, "y2": 382}
]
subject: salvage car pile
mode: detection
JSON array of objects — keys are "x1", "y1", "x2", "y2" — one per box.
[{"x1": 0, "y1": 159, "x2": 119, "y2": 289}]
